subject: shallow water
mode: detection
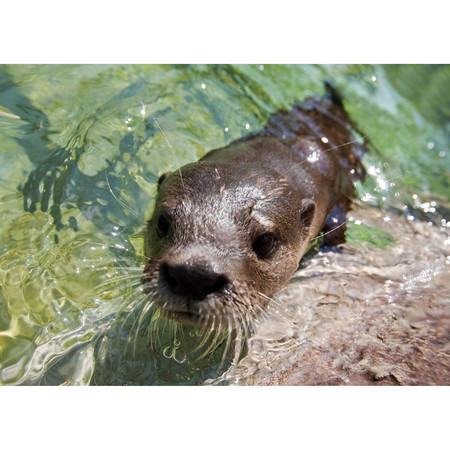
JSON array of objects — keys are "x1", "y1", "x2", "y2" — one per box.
[
  {"x1": 0, "y1": 64, "x2": 449, "y2": 385},
  {"x1": 212, "y1": 207, "x2": 450, "y2": 385}
]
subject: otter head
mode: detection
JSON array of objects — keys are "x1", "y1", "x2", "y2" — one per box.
[{"x1": 142, "y1": 161, "x2": 316, "y2": 329}]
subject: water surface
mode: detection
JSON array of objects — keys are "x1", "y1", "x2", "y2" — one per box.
[{"x1": 0, "y1": 64, "x2": 448, "y2": 385}]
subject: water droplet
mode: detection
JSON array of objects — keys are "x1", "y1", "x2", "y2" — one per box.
[
  {"x1": 162, "y1": 345, "x2": 173, "y2": 359},
  {"x1": 173, "y1": 348, "x2": 187, "y2": 364}
]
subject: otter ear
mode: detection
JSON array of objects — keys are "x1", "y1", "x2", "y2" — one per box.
[
  {"x1": 157, "y1": 172, "x2": 170, "y2": 191},
  {"x1": 300, "y1": 199, "x2": 316, "y2": 230}
]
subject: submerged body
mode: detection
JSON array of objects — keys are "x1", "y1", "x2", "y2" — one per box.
[{"x1": 142, "y1": 88, "x2": 367, "y2": 328}]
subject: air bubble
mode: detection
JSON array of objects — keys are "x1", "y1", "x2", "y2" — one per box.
[
  {"x1": 162, "y1": 345, "x2": 173, "y2": 359},
  {"x1": 173, "y1": 348, "x2": 187, "y2": 364}
]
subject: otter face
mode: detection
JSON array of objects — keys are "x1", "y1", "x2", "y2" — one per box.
[{"x1": 142, "y1": 162, "x2": 316, "y2": 329}]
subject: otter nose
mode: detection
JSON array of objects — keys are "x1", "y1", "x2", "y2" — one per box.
[{"x1": 160, "y1": 262, "x2": 228, "y2": 300}]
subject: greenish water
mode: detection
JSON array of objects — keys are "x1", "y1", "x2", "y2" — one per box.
[{"x1": 0, "y1": 64, "x2": 449, "y2": 385}]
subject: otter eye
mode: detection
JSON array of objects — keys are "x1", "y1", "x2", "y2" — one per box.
[
  {"x1": 252, "y1": 233, "x2": 278, "y2": 258},
  {"x1": 156, "y1": 214, "x2": 170, "y2": 238}
]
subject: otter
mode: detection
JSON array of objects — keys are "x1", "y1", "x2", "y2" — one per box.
[{"x1": 142, "y1": 85, "x2": 368, "y2": 329}]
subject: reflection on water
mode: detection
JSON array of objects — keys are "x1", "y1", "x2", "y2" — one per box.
[{"x1": 0, "y1": 64, "x2": 449, "y2": 385}]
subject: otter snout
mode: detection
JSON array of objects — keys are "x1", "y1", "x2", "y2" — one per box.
[{"x1": 160, "y1": 262, "x2": 229, "y2": 301}]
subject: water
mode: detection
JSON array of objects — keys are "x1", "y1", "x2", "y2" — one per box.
[
  {"x1": 213, "y1": 207, "x2": 450, "y2": 385},
  {"x1": 0, "y1": 64, "x2": 449, "y2": 385}
]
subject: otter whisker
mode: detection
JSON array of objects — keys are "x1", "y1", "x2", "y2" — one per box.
[
  {"x1": 230, "y1": 290, "x2": 250, "y2": 310},
  {"x1": 151, "y1": 116, "x2": 185, "y2": 193},
  {"x1": 256, "y1": 291, "x2": 284, "y2": 310},
  {"x1": 233, "y1": 325, "x2": 247, "y2": 366},
  {"x1": 233, "y1": 311, "x2": 250, "y2": 365},
  {"x1": 194, "y1": 318, "x2": 216, "y2": 353},
  {"x1": 76, "y1": 257, "x2": 143, "y2": 269},
  {"x1": 312, "y1": 218, "x2": 349, "y2": 241},
  {"x1": 217, "y1": 317, "x2": 234, "y2": 371},
  {"x1": 256, "y1": 291, "x2": 303, "y2": 330},
  {"x1": 244, "y1": 305, "x2": 258, "y2": 335},
  {"x1": 91, "y1": 272, "x2": 144, "y2": 288},
  {"x1": 132, "y1": 300, "x2": 155, "y2": 357},
  {"x1": 143, "y1": 310, "x2": 166, "y2": 357},
  {"x1": 197, "y1": 307, "x2": 211, "y2": 333},
  {"x1": 146, "y1": 308, "x2": 164, "y2": 352},
  {"x1": 90, "y1": 278, "x2": 143, "y2": 301},
  {"x1": 119, "y1": 286, "x2": 147, "y2": 312},
  {"x1": 118, "y1": 291, "x2": 147, "y2": 336},
  {"x1": 237, "y1": 305, "x2": 254, "y2": 335},
  {"x1": 144, "y1": 308, "x2": 160, "y2": 348},
  {"x1": 84, "y1": 240, "x2": 149, "y2": 262},
  {"x1": 90, "y1": 289, "x2": 141, "y2": 321},
  {"x1": 87, "y1": 265, "x2": 144, "y2": 274},
  {"x1": 196, "y1": 318, "x2": 228, "y2": 362},
  {"x1": 205, "y1": 326, "x2": 223, "y2": 357},
  {"x1": 105, "y1": 169, "x2": 141, "y2": 219},
  {"x1": 167, "y1": 316, "x2": 177, "y2": 344},
  {"x1": 256, "y1": 291, "x2": 290, "y2": 314},
  {"x1": 252, "y1": 302, "x2": 272, "y2": 328}
]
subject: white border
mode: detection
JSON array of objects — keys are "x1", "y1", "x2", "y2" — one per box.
[{"x1": 2, "y1": 0, "x2": 449, "y2": 63}]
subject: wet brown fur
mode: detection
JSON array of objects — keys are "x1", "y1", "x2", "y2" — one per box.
[{"x1": 142, "y1": 86, "x2": 368, "y2": 328}]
